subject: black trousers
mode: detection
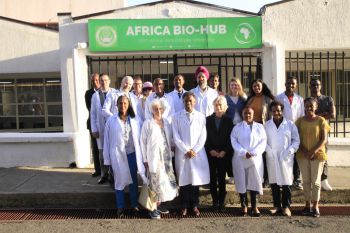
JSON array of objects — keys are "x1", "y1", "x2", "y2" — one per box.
[
  {"x1": 226, "y1": 153, "x2": 234, "y2": 177},
  {"x1": 293, "y1": 156, "x2": 301, "y2": 183},
  {"x1": 262, "y1": 152, "x2": 268, "y2": 183},
  {"x1": 208, "y1": 156, "x2": 227, "y2": 205},
  {"x1": 89, "y1": 131, "x2": 100, "y2": 174},
  {"x1": 270, "y1": 184, "x2": 291, "y2": 208},
  {"x1": 239, "y1": 191, "x2": 258, "y2": 208},
  {"x1": 179, "y1": 185, "x2": 199, "y2": 209}
]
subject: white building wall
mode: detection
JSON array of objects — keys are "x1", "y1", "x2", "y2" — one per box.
[
  {"x1": 75, "y1": 1, "x2": 251, "y2": 22},
  {"x1": 262, "y1": 0, "x2": 350, "y2": 50},
  {"x1": 0, "y1": 19, "x2": 59, "y2": 73},
  {"x1": 0, "y1": 0, "x2": 125, "y2": 23}
]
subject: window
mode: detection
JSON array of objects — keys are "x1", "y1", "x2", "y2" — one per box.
[{"x1": 0, "y1": 75, "x2": 63, "y2": 132}]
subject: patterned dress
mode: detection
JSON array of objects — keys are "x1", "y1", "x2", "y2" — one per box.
[{"x1": 149, "y1": 128, "x2": 177, "y2": 202}]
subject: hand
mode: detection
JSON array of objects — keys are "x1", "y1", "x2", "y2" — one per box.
[
  {"x1": 209, "y1": 150, "x2": 219, "y2": 157},
  {"x1": 92, "y1": 132, "x2": 99, "y2": 138},
  {"x1": 185, "y1": 150, "x2": 196, "y2": 159},
  {"x1": 171, "y1": 146, "x2": 175, "y2": 152},
  {"x1": 218, "y1": 151, "x2": 226, "y2": 158},
  {"x1": 245, "y1": 152, "x2": 252, "y2": 159},
  {"x1": 305, "y1": 150, "x2": 314, "y2": 160}
]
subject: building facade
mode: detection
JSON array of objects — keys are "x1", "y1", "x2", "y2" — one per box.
[{"x1": 0, "y1": 0, "x2": 349, "y2": 168}]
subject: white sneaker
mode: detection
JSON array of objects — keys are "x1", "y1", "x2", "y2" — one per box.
[
  {"x1": 227, "y1": 177, "x2": 235, "y2": 184},
  {"x1": 321, "y1": 179, "x2": 333, "y2": 191}
]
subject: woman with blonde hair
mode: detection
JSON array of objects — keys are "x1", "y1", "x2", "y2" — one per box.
[
  {"x1": 205, "y1": 96, "x2": 233, "y2": 212},
  {"x1": 224, "y1": 78, "x2": 247, "y2": 183}
]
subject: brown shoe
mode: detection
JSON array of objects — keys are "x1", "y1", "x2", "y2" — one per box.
[
  {"x1": 181, "y1": 208, "x2": 187, "y2": 216},
  {"x1": 193, "y1": 207, "x2": 200, "y2": 216},
  {"x1": 282, "y1": 207, "x2": 292, "y2": 217}
]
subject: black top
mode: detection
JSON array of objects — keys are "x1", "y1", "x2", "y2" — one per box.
[{"x1": 205, "y1": 113, "x2": 234, "y2": 157}]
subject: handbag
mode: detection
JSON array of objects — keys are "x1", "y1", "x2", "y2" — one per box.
[{"x1": 138, "y1": 184, "x2": 157, "y2": 211}]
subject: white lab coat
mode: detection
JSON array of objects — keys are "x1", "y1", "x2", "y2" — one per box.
[
  {"x1": 144, "y1": 93, "x2": 175, "y2": 123},
  {"x1": 90, "y1": 88, "x2": 115, "y2": 149},
  {"x1": 276, "y1": 92, "x2": 304, "y2": 122},
  {"x1": 167, "y1": 89, "x2": 187, "y2": 113},
  {"x1": 230, "y1": 121, "x2": 267, "y2": 194},
  {"x1": 102, "y1": 89, "x2": 139, "y2": 119},
  {"x1": 172, "y1": 109, "x2": 210, "y2": 186},
  {"x1": 190, "y1": 86, "x2": 218, "y2": 117},
  {"x1": 140, "y1": 118, "x2": 173, "y2": 173},
  {"x1": 103, "y1": 115, "x2": 146, "y2": 190},
  {"x1": 265, "y1": 118, "x2": 300, "y2": 186}
]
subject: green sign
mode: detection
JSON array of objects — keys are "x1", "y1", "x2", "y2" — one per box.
[{"x1": 88, "y1": 17, "x2": 262, "y2": 52}]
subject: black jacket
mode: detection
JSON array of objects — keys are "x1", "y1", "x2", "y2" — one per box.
[
  {"x1": 205, "y1": 113, "x2": 233, "y2": 157},
  {"x1": 84, "y1": 88, "x2": 96, "y2": 130}
]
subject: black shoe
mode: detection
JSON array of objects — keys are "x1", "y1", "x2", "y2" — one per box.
[
  {"x1": 250, "y1": 209, "x2": 261, "y2": 217},
  {"x1": 218, "y1": 204, "x2": 226, "y2": 213},
  {"x1": 91, "y1": 172, "x2": 100, "y2": 177},
  {"x1": 117, "y1": 208, "x2": 124, "y2": 218},
  {"x1": 312, "y1": 208, "x2": 320, "y2": 218},
  {"x1": 262, "y1": 181, "x2": 270, "y2": 189},
  {"x1": 157, "y1": 204, "x2": 169, "y2": 214},
  {"x1": 98, "y1": 176, "x2": 108, "y2": 184},
  {"x1": 212, "y1": 201, "x2": 219, "y2": 211},
  {"x1": 301, "y1": 207, "x2": 311, "y2": 216},
  {"x1": 293, "y1": 181, "x2": 303, "y2": 190}
]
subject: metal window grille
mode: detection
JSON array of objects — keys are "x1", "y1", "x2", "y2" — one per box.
[
  {"x1": 286, "y1": 51, "x2": 350, "y2": 137},
  {"x1": 0, "y1": 77, "x2": 63, "y2": 132},
  {"x1": 87, "y1": 52, "x2": 261, "y2": 94}
]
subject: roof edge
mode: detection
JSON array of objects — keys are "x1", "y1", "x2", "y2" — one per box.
[
  {"x1": 0, "y1": 15, "x2": 58, "y2": 32},
  {"x1": 258, "y1": 0, "x2": 295, "y2": 15},
  {"x1": 73, "y1": 0, "x2": 258, "y2": 21}
]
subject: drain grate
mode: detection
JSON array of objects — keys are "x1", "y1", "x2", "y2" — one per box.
[{"x1": 0, "y1": 206, "x2": 349, "y2": 221}]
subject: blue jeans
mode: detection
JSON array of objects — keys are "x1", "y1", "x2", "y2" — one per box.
[{"x1": 115, "y1": 152, "x2": 138, "y2": 208}]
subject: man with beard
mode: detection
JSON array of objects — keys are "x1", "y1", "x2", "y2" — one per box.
[{"x1": 190, "y1": 66, "x2": 218, "y2": 117}]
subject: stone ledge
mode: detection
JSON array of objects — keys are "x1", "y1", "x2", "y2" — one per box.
[{"x1": 0, "y1": 133, "x2": 74, "y2": 143}]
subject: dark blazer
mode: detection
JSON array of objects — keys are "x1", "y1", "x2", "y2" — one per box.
[
  {"x1": 85, "y1": 88, "x2": 96, "y2": 130},
  {"x1": 205, "y1": 113, "x2": 233, "y2": 157}
]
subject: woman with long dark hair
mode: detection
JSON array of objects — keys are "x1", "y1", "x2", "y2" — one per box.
[
  {"x1": 246, "y1": 79, "x2": 274, "y2": 187},
  {"x1": 103, "y1": 95, "x2": 147, "y2": 217}
]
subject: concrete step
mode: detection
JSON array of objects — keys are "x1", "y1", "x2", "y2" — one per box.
[{"x1": 0, "y1": 167, "x2": 349, "y2": 208}]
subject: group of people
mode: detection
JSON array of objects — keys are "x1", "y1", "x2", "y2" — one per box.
[{"x1": 84, "y1": 65, "x2": 335, "y2": 219}]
